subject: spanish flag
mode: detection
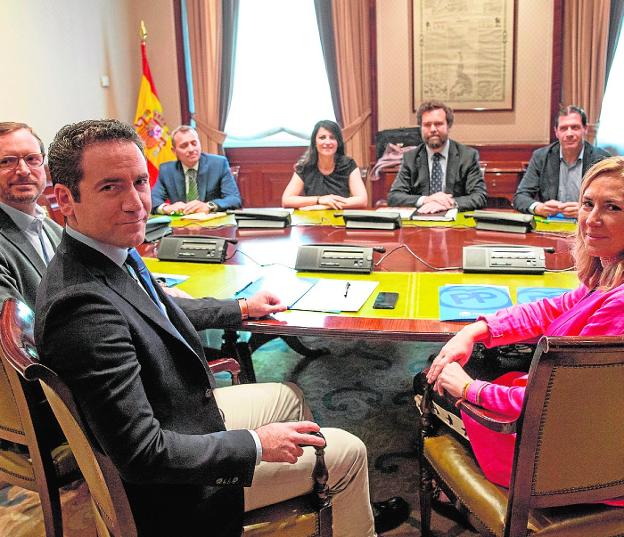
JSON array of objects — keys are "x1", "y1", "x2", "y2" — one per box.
[{"x1": 133, "y1": 27, "x2": 176, "y2": 186}]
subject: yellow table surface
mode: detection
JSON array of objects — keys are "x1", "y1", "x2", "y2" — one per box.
[
  {"x1": 158, "y1": 209, "x2": 577, "y2": 233},
  {"x1": 145, "y1": 258, "x2": 579, "y2": 321}
]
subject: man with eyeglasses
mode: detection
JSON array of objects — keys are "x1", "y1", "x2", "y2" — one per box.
[
  {"x1": 0, "y1": 122, "x2": 64, "y2": 455},
  {"x1": 0, "y1": 122, "x2": 61, "y2": 309}
]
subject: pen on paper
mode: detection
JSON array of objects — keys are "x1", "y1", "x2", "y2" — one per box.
[
  {"x1": 237, "y1": 280, "x2": 255, "y2": 295},
  {"x1": 344, "y1": 282, "x2": 351, "y2": 298}
]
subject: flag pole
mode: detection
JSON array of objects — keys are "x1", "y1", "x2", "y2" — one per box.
[{"x1": 140, "y1": 20, "x2": 147, "y2": 42}]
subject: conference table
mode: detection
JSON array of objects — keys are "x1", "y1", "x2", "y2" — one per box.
[{"x1": 142, "y1": 210, "x2": 578, "y2": 380}]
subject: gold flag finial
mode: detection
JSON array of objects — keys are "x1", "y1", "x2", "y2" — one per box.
[{"x1": 140, "y1": 20, "x2": 147, "y2": 42}]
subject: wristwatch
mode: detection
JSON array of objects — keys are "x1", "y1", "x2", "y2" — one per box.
[{"x1": 206, "y1": 201, "x2": 218, "y2": 212}]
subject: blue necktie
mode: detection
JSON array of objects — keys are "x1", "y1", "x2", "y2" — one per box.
[
  {"x1": 126, "y1": 248, "x2": 167, "y2": 316},
  {"x1": 431, "y1": 153, "x2": 443, "y2": 194}
]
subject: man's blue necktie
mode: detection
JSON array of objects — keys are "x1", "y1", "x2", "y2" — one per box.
[
  {"x1": 126, "y1": 248, "x2": 167, "y2": 315},
  {"x1": 430, "y1": 152, "x2": 444, "y2": 194}
]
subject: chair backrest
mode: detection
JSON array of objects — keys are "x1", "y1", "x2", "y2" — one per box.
[
  {"x1": 505, "y1": 335, "x2": 624, "y2": 536},
  {"x1": 0, "y1": 299, "x2": 62, "y2": 482},
  {"x1": 0, "y1": 298, "x2": 137, "y2": 537}
]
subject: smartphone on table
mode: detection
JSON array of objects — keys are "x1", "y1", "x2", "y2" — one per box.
[{"x1": 373, "y1": 292, "x2": 399, "y2": 309}]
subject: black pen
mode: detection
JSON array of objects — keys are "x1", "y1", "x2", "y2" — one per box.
[{"x1": 344, "y1": 281, "x2": 351, "y2": 298}]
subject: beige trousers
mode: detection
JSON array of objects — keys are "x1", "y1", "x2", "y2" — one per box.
[{"x1": 213, "y1": 382, "x2": 376, "y2": 537}]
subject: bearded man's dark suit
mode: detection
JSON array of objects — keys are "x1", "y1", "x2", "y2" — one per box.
[
  {"x1": 387, "y1": 140, "x2": 487, "y2": 211},
  {"x1": 35, "y1": 233, "x2": 257, "y2": 537},
  {"x1": 0, "y1": 206, "x2": 62, "y2": 307}
]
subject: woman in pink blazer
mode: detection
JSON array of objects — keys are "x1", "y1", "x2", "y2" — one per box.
[{"x1": 426, "y1": 156, "x2": 624, "y2": 505}]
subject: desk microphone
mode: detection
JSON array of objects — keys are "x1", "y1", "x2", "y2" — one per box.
[{"x1": 305, "y1": 242, "x2": 385, "y2": 253}]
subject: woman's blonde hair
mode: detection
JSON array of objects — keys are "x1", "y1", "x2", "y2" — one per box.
[{"x1": 574, "y1": 156, "x2": 624, "y2": 289}]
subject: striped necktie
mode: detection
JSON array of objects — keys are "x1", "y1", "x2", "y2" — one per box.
[{"x1": 186, "y1": 168, "x2": 199, "y2": 201}]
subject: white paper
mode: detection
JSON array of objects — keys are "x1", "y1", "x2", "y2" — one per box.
[{"x1": 290, "y1": 279, "x2": 379, "y2": 313}]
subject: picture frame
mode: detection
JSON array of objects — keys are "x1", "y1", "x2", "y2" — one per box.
[{"x1": 412, "y1": 0, "x2": 515, "y2": 111}]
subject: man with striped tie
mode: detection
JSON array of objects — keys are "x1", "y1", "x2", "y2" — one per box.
[
  {"x1": 387, "y1": 100, "x2": 487, "y2": 213},
  {"x1": 151, "y1": 125, "x2": 242, "y2": 215}
]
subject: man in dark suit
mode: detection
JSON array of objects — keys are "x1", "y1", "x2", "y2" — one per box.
[
  {"x1": 36, "y1": 119, "x2": 408, "y2": 537},
  {"x1": 513, "y1": 105, "x2": 610, "y2": 218},
  {"x1": 0, "y1": 122, "x2": 61, "y2": 308},
  {"x1": 151, "y1": 125, "x2": 242, "y2": 215},
  {"x1": 387, "y1": 100, "x2": 487, "y2": 213}
]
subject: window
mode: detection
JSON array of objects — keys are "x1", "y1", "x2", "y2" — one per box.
[
  {"x1": 223, "y1": 0, "x2": 336, "y2": 147},
  {"x1": 597, "y1": 29, "x2": 624, "y2": 154}
]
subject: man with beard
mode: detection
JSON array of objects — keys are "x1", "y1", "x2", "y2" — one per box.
[
  {"x1": 513, "y1": 105, "x2": 610, "y2": 218},
  {"x1": 0, "y1": 122, "x2": 61, "y2": 307},
  {"x1": 387, "y1": 100, "x2": 487, "y2": 213}
]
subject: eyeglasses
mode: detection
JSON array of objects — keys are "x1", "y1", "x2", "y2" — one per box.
[{"x1": 0, "y1": 153, "x2": 45, "y2": 171}]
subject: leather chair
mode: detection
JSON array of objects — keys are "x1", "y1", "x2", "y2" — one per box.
[
  {"x1": 0, "y1": 299, "x2": 81, "y2": 537},
  {"x1": 1, "y1": 298, "x2": 333, "y2": 537},
  {"x1": 418, "y1": 335, "x2": 624, "y2": 537}
]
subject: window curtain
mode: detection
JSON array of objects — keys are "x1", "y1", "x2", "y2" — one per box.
[
  {"x1": 562, "y1": 0, "x2": 611, "y2": 142},
  {"x1": 606, "y1": 0, "x2": 624, "y2": 82},
  {"x1": 314, "y1": 0, "x2": 343, "y2": 127},
  {"x1": 320, "y1": 0, "x2": 372, "y2": 167},
  {"x1": 186, "y1": 0, "x2": 225, "y2": 154},
  {"x1": 219, "y1": 0, "x2": 239, "y2": 132}
]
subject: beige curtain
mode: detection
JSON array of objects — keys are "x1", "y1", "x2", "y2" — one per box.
[
  {"x1": 562, "y1": 0, "x2": 611, "y2": 142},
  {"x1": 186, "y1": 0, "x2": 225, "y2": 154},
  {"x1": 331, "y1": 0, "x2": 372, "y2": 166}
]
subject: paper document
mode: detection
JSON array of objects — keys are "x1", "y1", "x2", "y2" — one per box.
[
  {"x1": 179, "y1": 212, "x2": 227, "y2": 221},
  {"x1": 234, "y1": 268, "x2": 317, "y2": 308},
  {"x1": 439, "y1": 284, "x2": 511, "y2": 321},
  {"x1": 290, "y1": 279, "x2": 379, "y2": 313},
  {"x1": 410, "y1": 208, "x2": 458, "y2": 221},
  {"x1": 151, "y1": 273, "x2": 189, "y2": 288},
  {"x1": 376, "y1": 207, "x2": 417, "y2": 219},
  {"x1": 516, "y1": 287, "x2": 571, "y2": 304}
]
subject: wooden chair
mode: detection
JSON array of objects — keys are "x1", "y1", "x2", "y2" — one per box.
[
  {"x1": 418, "y1": 335, "x2": 624, "y2": 537},
  {"x1": 0, "y1": 299, "x2": 81, "y2": 537},
  {"x1": 1, "y1": 298, "x2": 333, "y2": 537}
]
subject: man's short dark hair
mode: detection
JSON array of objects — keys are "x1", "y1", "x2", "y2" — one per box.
[
  {"x1": 170, "y1": 125, "x2": 198, "y2": 148},
  {"x1": 416, "y1": 101, "x2": 454, "y2": 128},
  {"x1": 0, "y1": 122, "x2": 45, "y2": 155},
  {"x1": 48, "y1": 119, "x2": 144, "y2": 201},
  {"x1": 555, "y1": 105, "x2": 587, "y2": 128}
]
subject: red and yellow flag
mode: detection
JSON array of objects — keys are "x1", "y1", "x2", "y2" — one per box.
[{"x1": 133, "y1": 28, "x2": 176, "y2": 186}]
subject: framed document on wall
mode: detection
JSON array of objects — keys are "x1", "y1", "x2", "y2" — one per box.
[{"x1": 412, "y1": 0, "x2": 515, "y2": 111}]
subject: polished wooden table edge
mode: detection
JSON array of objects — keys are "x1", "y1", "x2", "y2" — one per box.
[{"x1": 242, "y1": 315, "x2": 469, "y2": 342}]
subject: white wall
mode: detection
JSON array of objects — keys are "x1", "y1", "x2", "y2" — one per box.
[{"x1": 0, "y1": 0, "x2": 180, "y2": 149}]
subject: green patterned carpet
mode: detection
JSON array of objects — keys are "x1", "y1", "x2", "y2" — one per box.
[{"x1": 0, "y1": 336, "x2": 476, "y2": 536}]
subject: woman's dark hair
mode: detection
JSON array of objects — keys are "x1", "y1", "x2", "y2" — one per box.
[{"x1": 295, "y1": 120, "x2": 345, "y2": 172}]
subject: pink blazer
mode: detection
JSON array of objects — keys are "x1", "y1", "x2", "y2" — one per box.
[{"x1": 461, "y1": 283, "x2": 624, "y2": 506}]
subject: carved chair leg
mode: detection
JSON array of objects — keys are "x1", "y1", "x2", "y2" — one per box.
[{"x1": 418, "y1": 385, "x2": 435, "y2": 536}]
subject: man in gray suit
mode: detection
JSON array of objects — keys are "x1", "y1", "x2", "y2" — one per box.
[
  {"x1": 0, "y1": 122, "x2": 62, "y2": 308},
  {"x1": 0, "y1": 122, "x2": 64, "y2": 453},
  {"x1": 388, "y1": 100, "x2": 487, "y2": 213},
  {"x1": 513, "y1": 106, "x2": 610, "y2": 218}
]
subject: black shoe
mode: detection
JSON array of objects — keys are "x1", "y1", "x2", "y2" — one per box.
[{"x1": 372, "y1": 496, "x2": 410, "y2": 534}]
